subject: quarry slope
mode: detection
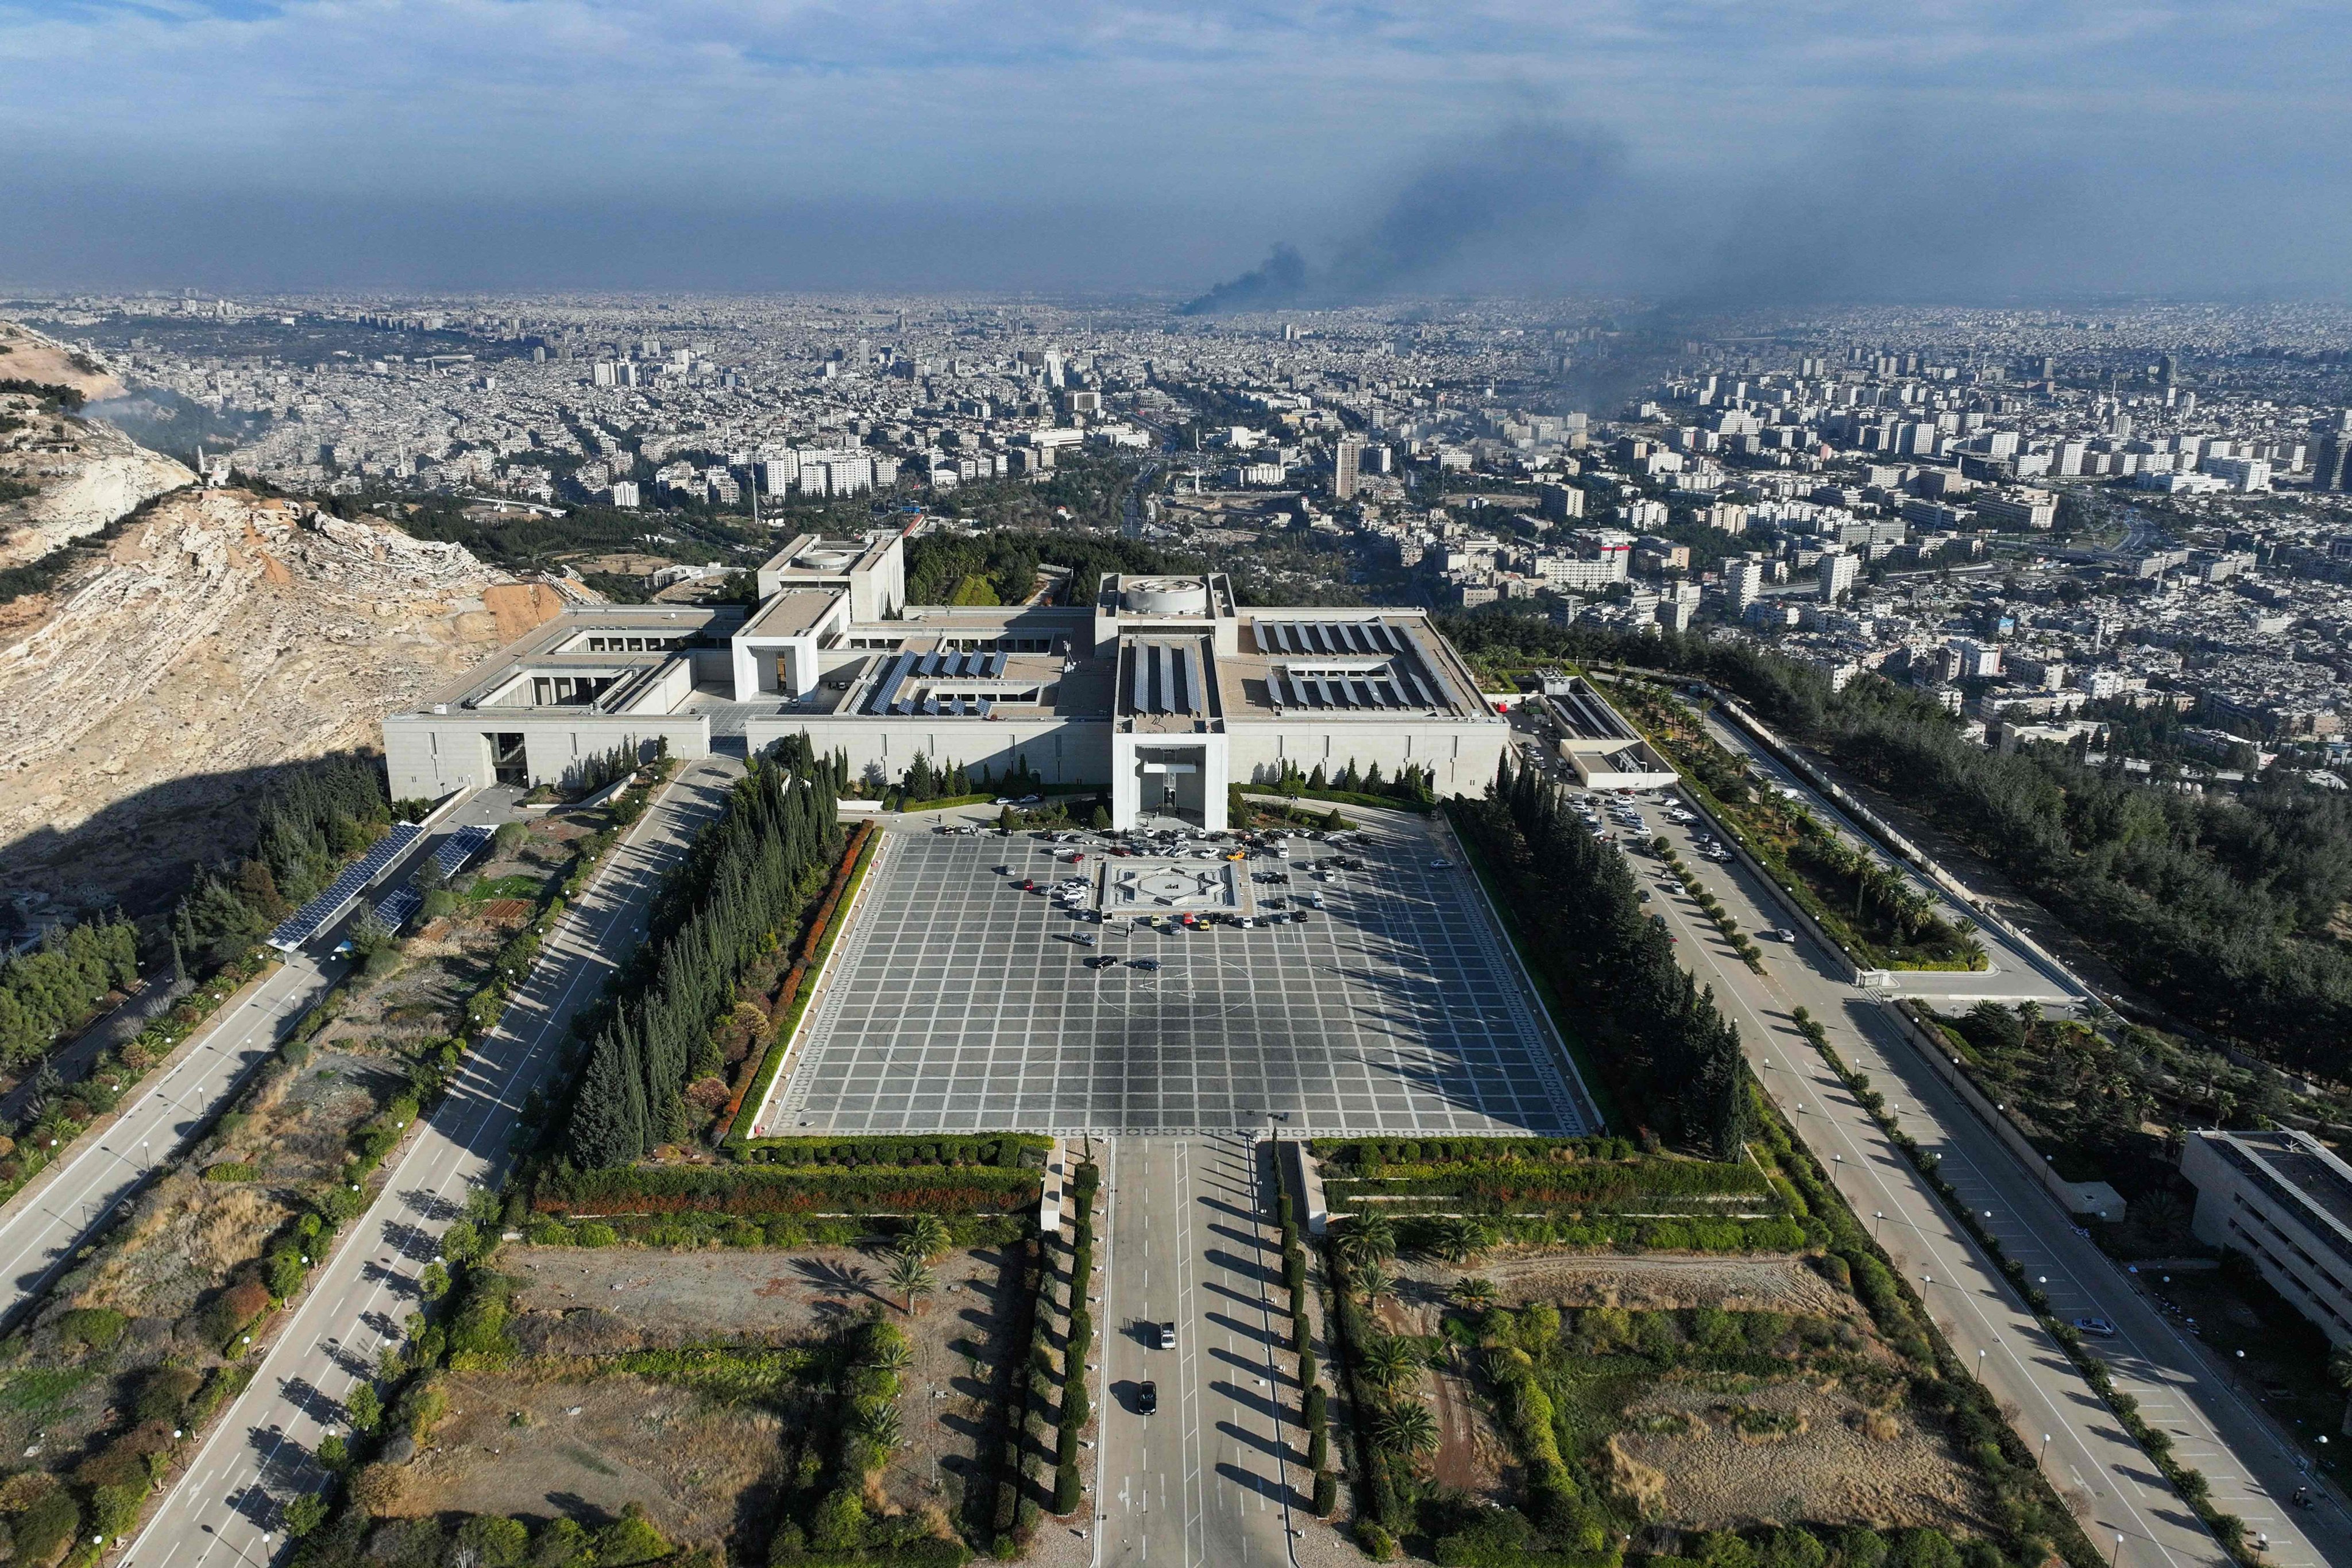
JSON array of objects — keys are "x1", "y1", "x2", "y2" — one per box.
[
  {"x1": 0, "y1": 320, "x2": 191, "y2": 567},
  {"x1": 0, "y1": 486, "x2": 566, "y2": 932}
]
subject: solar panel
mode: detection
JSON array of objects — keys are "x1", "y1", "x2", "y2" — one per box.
[
  {"x1": 867, "y1": 651, "x2": 916, "y2": 715},
  {"x1": 268, "y1": 821, "x2": 426, "y2": 951},
  {"x1": 1179, "y1": 647, "x2": 1202, "y2": 715},
  {"x1": 431, "y1": 824, "x2": 494, "y2": 880},
  {"x1": 1131, "y1": 646, "x2": 1151, "y2": 713},
  {"x1": 373, "y1": 886, "x2": 423, "y2": 932}
]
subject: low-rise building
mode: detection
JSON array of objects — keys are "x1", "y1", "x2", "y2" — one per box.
[{"x1": 2184, "y1": 1130, "x2": 2352, "y2": 1345}]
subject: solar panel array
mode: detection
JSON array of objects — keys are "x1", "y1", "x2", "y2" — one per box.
[
  {"x1": 864, "y1": 650, "x2": 1008, "y2": 716},
  {"x1": 1127, "y1": 643, "x2": 1205, "y2": 716},
  {"x1": 372, "y1": 886, "x2": 423, "y2": 932},
  {"x1": 430, "y1": 824, "x2": 495, "y2": 880},
  {"x1": 1254, "y1": 620, "x2": 1407, "y2": 657},
  {"x1": 267, "y1": 821, "x2": 426, "y2": 951},
  {"x1": 1272, "y1": 665, "x2": 1434, "y2": 710}
]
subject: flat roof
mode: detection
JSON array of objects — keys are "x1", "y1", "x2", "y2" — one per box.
[
  {"x1": 759, "y1": 531, "x2": 897, "y2": 580},
  {"x1": 742, "y1": 586, "x2": 844, "y2": 638},
  {"x1": 1221, "y1": 612, "x2": 1494, "y2": 723},
  {"x1": 404, "y1": 604, "x2": 737, "y2": 713}
]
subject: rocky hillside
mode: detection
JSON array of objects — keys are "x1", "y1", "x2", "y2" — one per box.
[
  {"x1": 0, "y1": 320, "x2": 191, "y2": 568},
  {"x1": 0, "y1": 486, "x2": 567, "y2": 932}
]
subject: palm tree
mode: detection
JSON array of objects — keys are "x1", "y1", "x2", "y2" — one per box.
[
  {"x1": 1336, "y1": 1214, "x2": 1397, "y2": 1269},
  {"x1": 856, "y1": 1401, "x2": 906, "y2": 1453},
  {"x1": 1424, "y1": 1216, "x2": 1493, "y2": 1266},
  {"x1": 885, "y1": 1250, "x2": 937, "y2": 1316},
  {"x1": 1353, "y1": 1265, "x2": 1395, "y2": 1308},
  {"x1": 1359, "y1": 1336, "x2": 1421, "y2": 1395},
  {"x1": 1368, "y1": 1400, "x2": 1438, "y2": 1459},
  {"x1": 1450, "y1": 1276, "x2": 1497, "y2": 1313},
  {"x1": 902, "y1": 1213, "x2": 953, "y2": 1261}
]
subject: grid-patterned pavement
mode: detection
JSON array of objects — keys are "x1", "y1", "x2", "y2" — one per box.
[{"x1": 758, "y1": 819, "x2": 1599, "y2": 1137}]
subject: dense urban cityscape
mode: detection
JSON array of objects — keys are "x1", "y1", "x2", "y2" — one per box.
[{"x1": 21, "y1": 292, "x2": 2352, "y2": 783}]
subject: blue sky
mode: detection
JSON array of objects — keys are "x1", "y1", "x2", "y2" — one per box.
[{"x1": 3, "y1": 0, "x2": 2347, "y2": 296}]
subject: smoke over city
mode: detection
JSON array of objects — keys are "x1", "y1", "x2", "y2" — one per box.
[{"x1": 1180, "y1": 121, "x2": 1624, "y2": 314}]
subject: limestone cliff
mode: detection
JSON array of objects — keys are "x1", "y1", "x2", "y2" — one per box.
[
  {"x1": 0, "y1": 488, "x2": 566, "y2": 930},
  {"x1": 0, "y1": 320, "x2": 191, "y2": 567}
]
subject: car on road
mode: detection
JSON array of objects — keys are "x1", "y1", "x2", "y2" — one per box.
[
  {"x1": 2072, "y1": 1315, "x2": 2118, "y2": 1337},
  {"x1": 1129, "y1": 958, "x2": 1160, "y2": 971},
  {"x1": 1427, "y1": 858, "x2": 1450, "y2": 868},
  {"x1": 1137, "y1": 1380, "x2": 1158, "y2": 1414},
  {"x1": 1768, "y1": 928, "x2": 1797, "y2": 941},
  {"x1": 1158, "y1": 1321, "x2": 1176, "y2": 1349}
]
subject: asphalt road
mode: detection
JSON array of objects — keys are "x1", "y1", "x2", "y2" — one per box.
[
  {"x1": 114, "y1": 758, "x2": 741, "y2": 1568},
  {"x1": 0, "y1": 789, "x2": 521, "y2": 1330},
  {"x1": 1683, "y1": 706, "x2": 2080, "y2": 1004},
  {"x1": 1635, "y1": 798, "x2": 2339, "y2": 1568},
  {"x1": 1093, "y1": 1135, "x2": 1299, "y2": 1568}
]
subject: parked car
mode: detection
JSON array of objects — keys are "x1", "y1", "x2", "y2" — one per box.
[
  {"x1": 1129, "y1": 958, "x2": 1161, "y2": 971},
  {"x1": 2072, "y1": 1316, "x2": 2118, "y2": 1338},
  {"x1": 1085, "y1": 956, "x2": 1118, "y2": 970}
]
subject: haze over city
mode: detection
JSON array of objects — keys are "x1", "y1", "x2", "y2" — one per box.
[{"x1": 6, "y1": 0, "x2": 2350, "y2": 298}]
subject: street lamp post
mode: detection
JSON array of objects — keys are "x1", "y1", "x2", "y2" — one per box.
[
  {"x1": 2040, "y1": 1433, "x2": 2051, "y2": 1471},
  {"x1": 1874, "y1": 1210, "x2": 1884, "y2": 1239},
  {"x1": 2111, "y1": 1533, "x2": 2123, "y2": 1567}
]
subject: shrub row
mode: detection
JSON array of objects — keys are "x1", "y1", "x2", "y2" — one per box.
[
  {"x1": 1053, "y1": 1161, "x2": 1102, "y2": 1517},
  {"x1": 534, "y1": 1160, "x2": 1041, "y2": 1219},
  {"x1": 1276, "y1": 1180, "x2": 1337, "y2": 1517},
  {"x1": 721, "y1": 821, "x2": 879, "y2": 1140}
]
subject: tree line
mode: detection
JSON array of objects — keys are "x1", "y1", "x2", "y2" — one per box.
[
  {"x1": 564, "y1": 735, "x2": 843, "y2": 1168},
  {"x1": 1445, "y1": 606, "x2": 2352, "y2": 1081},
  {"x1": 904, "y1": 529, "x2": 1206, "y2": 609},
  {"x1": 0, "y1": 916, "x2": 140, "y2": 1067},
  {"x1": 169, "y1": 754, "x2": 398, "y2": 968},
  {"x1": 1469, "y1": 751, "x2": 1750, "y2": 1157}
]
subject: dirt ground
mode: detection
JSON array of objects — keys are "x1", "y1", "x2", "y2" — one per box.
[
  {"x1": 1611, "y1": 1373, "x2": 1992, "y2": 1535},
  {"x1": 1478, "y1": 1252, "x2": 1864, "y2": 1321},
  {"x1": 495, "y1": 1241, "x2": 1027, "y2": 1528},
  {"x1": 384, "y1": 1370, "x2": 792, "y2": 1543},
  {"x1": 78, "y1": 1042, "x2": 392, "y2": 1323},
  {"x1": 502, "y1": 1243, "x2": 1003, "y2": 1353}
]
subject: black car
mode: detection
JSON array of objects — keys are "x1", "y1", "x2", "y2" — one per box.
[
  {"x1": 1129, "y1": 958, "x2": 1161, "y2": 971},
  {"x1": 1137, "y1": 1380, "x2": 1158, "y2": 1414},
  {"x1": 1085, "y1": 956, "x2": 1118, "y2": 969}
]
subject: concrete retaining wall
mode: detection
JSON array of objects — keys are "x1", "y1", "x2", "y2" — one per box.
[{"x1": 1883, "y1": 1001, "x2": 2127, "y2": 1221}]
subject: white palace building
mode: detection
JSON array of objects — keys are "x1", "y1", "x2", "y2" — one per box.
[{"x1": 383, "y1": 529, "x2": 1510, "y2": 830}]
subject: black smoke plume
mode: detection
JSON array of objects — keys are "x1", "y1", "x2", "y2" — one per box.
[{"x1": 1179, "y1": 120, "x2": 1621, "y2": 314}]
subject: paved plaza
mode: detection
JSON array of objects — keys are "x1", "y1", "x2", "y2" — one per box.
[{"x1": 755, "y1": 814, "x2": 1599, "y2": 1137}]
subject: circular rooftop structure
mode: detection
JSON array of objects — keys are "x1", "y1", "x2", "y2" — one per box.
[{"x1": 1122, "y1": 577, "x2": 1211, "y2": 616}]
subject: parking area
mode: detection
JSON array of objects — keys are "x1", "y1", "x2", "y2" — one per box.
[{"x1": 757, "y1": 815, "x2": 1600, "y2": 1137}]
